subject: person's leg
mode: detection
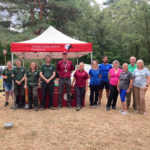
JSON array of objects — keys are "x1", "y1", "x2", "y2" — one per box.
[
  {"x1": 126, "y1": 89, "x2": 132, "y2": 108},
  {"x1": 94, "y1": 85, "x2": 99, "y2": 106},
  {"x1": 107, "y1": 84, "x2": 115, "y2": 108},
  {"x1": 41, "y1": 82, "x2": 48, "y2": 108},
  {"x1": 112, "y1": 86, "x2": 118, "y2": 108},
  {"x1": 105, "y1": 81, "x2": 110, "y2": 99},
  {"x1": 65, "y1": 78, "x2": 71, "y2": 106},
  {"x1": 58, "y1": 78, "x2": 65, "y2": 107},
  {"x1": 121, "y1": 89, "x2": 127, "y2": 112},
  {"x1": 27, "y1": 86, "x2": 33, "y2": 108},
  {"x1": 11, "y1": 91, "x2": 13, "y2": 100},
  {"x1": 48, "y1": 81, "x2": 54, "y2": 108},
  {"x1": 132, "y1": 89, "x2": 136, "y2": 109},
  {"x1": 90, "y1": 84, "x2": 95, "y2": 107},
  {"x1": 99, "y1": 89, "x2": 103, "y2": 102},
  {"x1": 75, "y1": 86, "x2": 81, "y2": 106},
  {"x1": 133, "y1": 86, "x2": 140, "y2": 112},
  {"x1": 139, "y1": 87, "x2": 146, "y2": 113},
  {"x1": 20, "y1": 84, "x2": 25, "y2": 107},
  {"x1": 32, "y1": 86, "x2": 39, "y2": 109},
  {"x1": 14, "y1": 85, "x2": 20, "y2": 107},
  {"x1": 80, "y1": 86, "x2": 86, "y2": 106}
]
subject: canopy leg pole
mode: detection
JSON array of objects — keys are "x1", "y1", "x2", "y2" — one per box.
[
  {"x1": 91, "y1": 52, "x2": 93, "y2": 65},
  {"x1": 11, "y1": 52, "x2": 16, "y2": 109},
  {"x1": 23, "y1": 59, "x2": 24, "y2": 67}
]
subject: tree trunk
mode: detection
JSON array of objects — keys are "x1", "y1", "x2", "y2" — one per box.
[
  {"x1": 30, "y1": 0, "x2": 37, "y2": 23},
  {"x1": 38, "y1": 0, "x2": 43, "y2": 21}
]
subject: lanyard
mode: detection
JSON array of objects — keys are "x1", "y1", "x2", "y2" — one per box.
[{"x1": 63, "y1": 61, "x2": 68, "y2": 70}]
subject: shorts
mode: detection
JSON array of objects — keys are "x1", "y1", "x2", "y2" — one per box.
[
  {"x1": 4, "y1": 82, "x2": 12, "y2": 92},
  {"x1": 99, "y1": 81, "x2": 109, "y2": 90},
  {"x1": 120, "y1": 89, "x2": 127, "y2": 102}
]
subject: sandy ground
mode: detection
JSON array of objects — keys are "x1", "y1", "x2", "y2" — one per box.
[{"x1": 0, "y1": 88, "x2": 150, "y2": 150}]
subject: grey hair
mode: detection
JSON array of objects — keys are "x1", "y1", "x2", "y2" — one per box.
[
  {"x1": 137, "y1": 59, "x2": 145, "y2": 69},
  {"x1": 130, "y1": 56, "x2": 136, "y2": 61},
  {"x1": 7, "y1": 61, "x2": 12, "y2": 63},
  {"x1": 112, "y1": 60, "x2": 120, "y2": 65},
  {"x1": 16, "y1": 58, "x2": 21, "y2": 62}
]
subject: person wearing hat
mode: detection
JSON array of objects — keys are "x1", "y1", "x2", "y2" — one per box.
[
  {"x1": 40, "y1": 54, "x2": 56, "y2": 111},
  {"x1": 56, "y1": 51, "x2": 74, "y2": 109}
]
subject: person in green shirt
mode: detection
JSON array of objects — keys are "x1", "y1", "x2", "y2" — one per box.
[
  {"x1": 40, "y1": 55, "x2": 56, "y2": 111},
  {"x1": 1, "y1": 61, "x2": 13, "y2": 107},
  {"x1": 127, "y1": 56, "x2": 137, "y2": 109},
  {"x1": 24, "y1": 62, "x2": 40, "y2": 111},
  {"x1": 12, "y1": 59, "x2": 26, "y2": 109}
]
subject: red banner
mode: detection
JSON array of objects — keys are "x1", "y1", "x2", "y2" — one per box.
[{"x1": 11, "y1": 43, "x2": 92, "y2": 52}]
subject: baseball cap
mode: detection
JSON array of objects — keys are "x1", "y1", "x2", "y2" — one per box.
[{"x1": 62, "y1": 51, "x2": 67, "y2": 54}]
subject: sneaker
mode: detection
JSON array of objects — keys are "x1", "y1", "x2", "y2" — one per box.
[
  {"x1": 106, "y1": 107, "x2": 110, "y2": 111},
  {"x1": 121, "y1": 111, "x2": 129, "y2": 115},
  {"x1": 76, "y1": 105, "x2": 80, "y2": 111},
  {"x1": 143, "y1": 112, "x2": 147, "y2": 115},
  {"x1": 40, "y1": 107, "x2": 45, "y2": 111},
  {"x1": 98, "y1": 102, "x2": 101, "y2": 106},
  {"x1": 135, "y1": 110, "x2": 140, "y2": 114},
  {"x1": 94, "y1": 105, "x2": 98, "y2": 108},
  {"x1": 68, "y1": 104, "x2": 72, "y2": 108},
  {"x1": 49, "y1": 106, "x2": 55, "y2": 110},
  {"x1": 112, "y1": 106, "x2": 116, "y2": 109},
  {"x1": 35, "y1": 107, "x2": 38, "y2": 111},
  {"x1": 57, "y1": 105, "x2": 61, "y2": 109},
  {"x1": 119, "y1": 109, "x2": 124, "y2": 113},
  {"x1": 4, "y1": 102, "x2": 9, "y2": 107},
  {"x1": 90, "y1": 106, "x2": 94, "y2": 109}
]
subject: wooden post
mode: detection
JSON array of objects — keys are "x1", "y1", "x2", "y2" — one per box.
[{"x1": 3, "y1": 50, "x2": 7, "y2": 75}]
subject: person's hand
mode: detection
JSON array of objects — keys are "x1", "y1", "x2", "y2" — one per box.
[
  {"x1": 126, "y1": 89, "x2": 130, "y2": 94},
  {"x1": 71, "y1": 83, "x2": 74, "y2": 87},
  {"x1": 85, "y1": 86, "x2": 88, "y2": 90},
  {"x1": 45, "y1": 79, "x2": 49, "y2": 84},
  {"x1": 15, "y1": 80, "x2": 19, "y2": 85},
  {"x1": 131, "y1": 86, "x2": 133, "y2": 89},
  {"x1": 18, "y1": 81, "x2": 22, "y2": 85},
  {"x1": 145, "y1": 86, "x2": 148, "y2": 91},
  {"x1": 117, "y1": 88, "x2": 120, "y2": 92},
  {"x1": 24, "y1": 85, "x2": 27, "y2": 89},
  {"x1": 5, "y1": 76, "x2": 7, "y2": 79},
  {"x1": 48, "y1": 79, "x2": 51, "y2": 83}
]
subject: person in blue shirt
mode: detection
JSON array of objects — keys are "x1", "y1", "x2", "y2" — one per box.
[
  {"x1": 98, "y1": 56, "x2": 112, "y2": 106},
  {"x1": 89, "y1": 60, "x2": 101, "y2": 108}
]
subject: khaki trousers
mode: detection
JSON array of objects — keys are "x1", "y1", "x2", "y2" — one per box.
[
  {"x1": 126, "y1": 89, "x2": 136, "y2": 108},
  {"x1": 133, "y1": 86, "x2": 146, "y2": 112}
]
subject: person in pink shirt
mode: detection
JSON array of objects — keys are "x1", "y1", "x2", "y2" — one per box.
[{"x1": 106, "y1": 60, "x2": 123, "y2": 110}]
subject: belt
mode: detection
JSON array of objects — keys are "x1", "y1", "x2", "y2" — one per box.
[{"x1": 60, "y1": 77, "x2": 70, "y2": 79}]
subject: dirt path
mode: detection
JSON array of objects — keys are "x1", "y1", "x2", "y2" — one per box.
[{"x1": 0, "y1": 88, "x2": 150, "y2": 150}]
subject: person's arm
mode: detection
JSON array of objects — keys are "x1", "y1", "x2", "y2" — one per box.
[
  {"x1": 56, "y1": 63, "x2": 60, "y2": 74},
  {"x1": 117, "y1": 80, "x2": 120, "y2": 92},
  {"x1": 145, "y1": 76, "x2": 150, "y2": 91},
  {"x1": 85, "y1": 79, "x2": 88, "y2": 90},
  {"x1": 20, "y1": 74, "x2": 26, "y2": 83},
  {"x1": 108, "y1": 72, "x2": 111, "y2": 80},
  {"x1": 24, "y1": 77, "x2": 27, "y2": 88},
  {"x1": 89, "y1": 75, "x2": 91, "y2": 80},
  {"x1": 1, "y1": 74, "x2": 7, "y2": 79},
  {"x1": 48, "y1": 71, "x2": 56, "y2": 82},
  {"x1": 71, "y1": 77, "x2": 76, "y2": 87},
  {"x1": 40, "y1": 72, "x2": 48, "y2": 82},
  {"x1": 127, "y1": 79, "x2": 133, "y2": 93}
]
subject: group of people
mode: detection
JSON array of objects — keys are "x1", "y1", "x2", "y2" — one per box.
[{"x1": 1, "y1": 52, "x2": 150, "y2": 115}]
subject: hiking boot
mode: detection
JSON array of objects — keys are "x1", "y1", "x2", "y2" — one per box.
[
  {"x1": 57, "y1": 105, "x2": 61, "y2": 109},
  {"x1": 112, "y1": 106, "x2": 116, "y2": 109},
  {"x1": 49, "y1": 106, "x2": 55, "y2": 110},
  {"x1": 76, "y1": 105, "x2": 81, "y2": 111},
  {"x1": 68, "y1": 103, "x2": 72, "y2": 108},
  {"x1": 40, "y1": 107, "x2": 45, "y2": 111},
  {"x1": 35, "y1": 107, "x2": 38, "y2": 111},
  {"x1": 4, "y1": 102, "x2": 9, "y2": 107},
  {"x1": 106, "y1": 107, "x2": 110, "y2": 111}
]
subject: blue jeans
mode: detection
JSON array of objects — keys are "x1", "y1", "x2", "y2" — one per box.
[{"x1": 4, "y1": 82, "x2": 12, "y2": 92}]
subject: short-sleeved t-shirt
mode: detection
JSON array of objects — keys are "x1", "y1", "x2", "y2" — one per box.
[
  {"x1": 56, "y1": 60, "x2": 74, "y2": 78},
  {"x1": 2, "y1": 68, "x2": 12, "y2": 84},
  {"x1": 40, "y1": 63, "x2": 55, "y2": 82},
  {"x1": 12, "y1": 66, "x2": 26, "y2": 85},
  {"x1": 89, "y1": 69, "x2": 101, "y2": 85},
  {"x1": 109, "y1": 68, "x2": 123, "y2": 86},
  {"x1": 133, "y1": 68, "x2": 150, "y2": 87},
  {"x1": 26, "y1": 70, "x2": 40, "y2": 87},
  {"x1": 74, "y1": 70, "x2": 88, "y2": 87},
  {"x1": 99, "y1": 63, "x2": 112, "y2": 81},
  {"x1": 119, "y1": 71, "x2": 133, "y2": 90},
  {"x1": 128, "y1": 64, "x2": 137, "y2": 73}
]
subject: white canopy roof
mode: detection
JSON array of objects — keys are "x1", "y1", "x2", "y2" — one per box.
[
  {"x1": 20, "y1": 26, "x2": 86, "y2": 44},
  {"x1": 11, "y1": 26, "x2": 92, "y2": 59}
]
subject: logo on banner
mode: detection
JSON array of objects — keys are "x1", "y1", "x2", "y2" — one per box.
[{"x1": 65, "y1": 44, "x2": 74, "y2": 52}]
